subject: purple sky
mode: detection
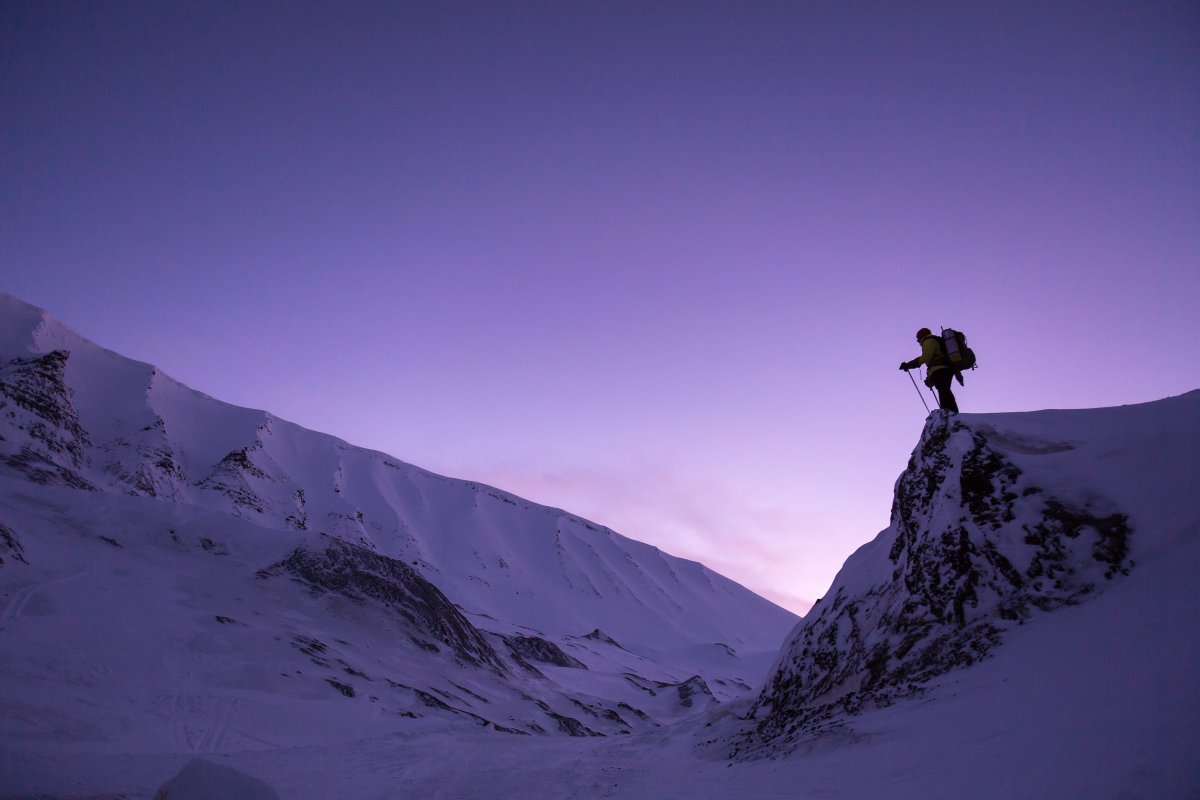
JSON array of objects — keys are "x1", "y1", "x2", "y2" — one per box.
[{"x1": 4, "y1": 2, "x2": 1198, "y2": 613}]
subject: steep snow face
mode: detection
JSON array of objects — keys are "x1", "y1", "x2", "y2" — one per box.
[
  {"x1": 0, "y1": 290, "x2": 795, "y2": 658},
  {"x1": 0, "y1": 290, "x2": 797, "y2": 756},
  {"x1": 742, "y1": 393, "x2": 1200, "y2": 753}
]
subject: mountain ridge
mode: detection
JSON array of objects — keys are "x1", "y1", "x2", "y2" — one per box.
[
  {"x1": 0, "y1": 288, "x2": 798, "y2": 760},
  {"x1": 0, "y1": 289, "x2": 796, "y2": 655}
]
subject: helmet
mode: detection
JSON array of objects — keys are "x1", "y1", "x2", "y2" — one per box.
[{"x1": 915, "y1": 327, "x2": 932, "y2": 339}]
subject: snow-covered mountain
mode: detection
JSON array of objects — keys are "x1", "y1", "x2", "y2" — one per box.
[
  {"x1": 0, "y1": 290, "x2": 796, "y2": 761},
  {"x1": 0, "y1": 291, "x2": 793, "y2": 655},
  {"x1": 3, "y1": 287, "x2": 1197, "y2": 799}
]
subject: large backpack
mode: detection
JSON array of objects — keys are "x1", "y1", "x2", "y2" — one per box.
[{"x1": 938, "y1": 328, "x2": 977, "y2": 372}]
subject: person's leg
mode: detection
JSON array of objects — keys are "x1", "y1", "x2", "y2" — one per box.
[{"x1": 933, "y1": 370, "x2": 959, "y2": 412}]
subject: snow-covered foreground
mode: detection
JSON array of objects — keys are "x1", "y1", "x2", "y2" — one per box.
[{"x1": 7, "y1": 524, "x2": 1197, "y2": 799}]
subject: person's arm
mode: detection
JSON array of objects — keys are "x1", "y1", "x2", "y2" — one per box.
[{"x1": 901, "y1": 337, "x2": 939, "y2": 371}]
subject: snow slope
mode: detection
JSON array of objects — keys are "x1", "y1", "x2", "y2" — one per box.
[
  {"x1": 2, "y1": 285, "x2": 1197, "y2": 799},
  {"x1": 0, "y1": 289, "x2": 797, "y2": 793},
  {"x1": 0, "y1": 290, "x2": 795, "y2": 659}
]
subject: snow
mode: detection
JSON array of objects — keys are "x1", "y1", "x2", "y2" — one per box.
[
  {"x1": 966, "y1": 395, "x2": 1200, "y2": 560},
  {"x1": 0, "y1": 289, "x2": 798, "y2": 658},
  {"x1": 154, "y1": 758, "x2": 281, "y2": 800},
  {"x1": 1, "y1": 289, "x2": 1198, "y2": 798}
]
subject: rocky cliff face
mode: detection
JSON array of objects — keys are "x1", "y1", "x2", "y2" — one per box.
[
  {"x1": 260, "y1": 536, "x2": 506, "y2": 671},
  {"x1": 740, "y1": 410, "x2": 1134, "y2": 754},
  {"x1": 0, "y1": 350, "x2": 94, "y2": 490}
]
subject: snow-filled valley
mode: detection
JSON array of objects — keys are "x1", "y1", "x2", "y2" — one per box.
[{"x1": 1, "y1": 288, "x2": 1198, "y2": 799}]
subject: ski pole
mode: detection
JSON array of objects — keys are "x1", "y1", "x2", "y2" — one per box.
[{"x1": 908, "y1": 370, "x2": 930, "y2": 412}]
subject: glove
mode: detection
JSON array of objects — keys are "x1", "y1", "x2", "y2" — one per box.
[
  {"x1": 955, "y1": 371, "x2": 965, "y2": 385},
  {"x1": 899, "y1": 361, "x2": 912, "y2": 371}
]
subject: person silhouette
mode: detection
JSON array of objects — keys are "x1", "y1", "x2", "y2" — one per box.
[{"x1": 900, "y1": 327, "x2": 959, "y2": 413}]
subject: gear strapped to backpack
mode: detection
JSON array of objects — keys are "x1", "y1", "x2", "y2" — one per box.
[{"x1": 936, "y1": 328, "x2": 977, "y2": 372}]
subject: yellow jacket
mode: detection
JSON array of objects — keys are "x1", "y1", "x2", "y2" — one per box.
[{"x1": 907, "y1": 334, "x2": 950, "y2": 378}]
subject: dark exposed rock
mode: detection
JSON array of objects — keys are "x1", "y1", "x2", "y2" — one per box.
[
  {"x1": 547, "y1": 711, "x2": 603, "y2": 737},
  {"x1": 6, "y1": 446, "x2": 97, "y2": 490},
  {"x1": 196, "y1": 446, "x2": 270, "y2": 515},
  {"x1": 451, "y1": 682, "x2": 490, "y2": 704},
  {"x1": 326, "y1": 678, "x2": 356, "y2": 697},
  {"x1": 295, "y1": 635, "x2": 326, "y2": 654},
  {"x1": 634, "y1": 674, "x2": 716, "y2": 709},
  {"x1": 413, "y1": 687, "x2": 452, "y2": 711},
  {"x1": 714, "y1": 676, "x2": 753, "y2": 692},
  {"x1": 743, "y1": 411, "x2": 1135, "y2": 755},
  {"x1": 507, "y1": 652, "x2": 546, "y2": 677},
  {"x1": 102, "y1": 416, "x2": 186, "y2": 500},
  {"x1": 285, "y1": 489, "x2": 309, "y2": 531},
  {"x1": 292, "y1": 635, "x2": 331, "y2": 667},
  {"x1": 676, "y1": 675, "x2": 715, "y2": 708},
  {"x1": 582, "y1": 628, "x2": 622, "y2": 648},
  {"x1": 0, "y1": 351, "x2": 86, "y2": 449},
  {"x1": 0, "y1": 522, "x2": 28, "y2": 566},
  {"x1": 569, "y1": 697, "x2": 630, "y2": 728},
  {"x1": 623, "y1": 673, "x2": 658, "y2": 696},
  {"x1": 217, "y1": 447, "x2": 266, "y2": 479},
  {"x1": 1028, "y1": 499, "x2": 1131, "y2": 583},
  {"x1": 410, "y1": 637, "x2": 440, "y2": 653},
  {"x1": 617, "y1": 702, "x2": 653, "y2": 722},
  {"x1": 504, "y1": 635, "x2": 588, "y2": 670},
  {"x1": 0, "y1": 351, "x2": 94, "y2": 489},
  {"x1": 342, "y1": 663, "x2": 369, "y2": 679},
  {"x1": 388, "y1": 680, "x2": 525, "y2": 733},
  {"x1": 199, "y1": 538, "x2": 229, "y2": 556},
  {"x1": 261, "y1": 536, "x2": 506, "y2": 672}
]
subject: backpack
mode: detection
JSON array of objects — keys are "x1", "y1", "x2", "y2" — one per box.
[{"x1": 938, "y1": 328, "x2": 977, "y2": 372}]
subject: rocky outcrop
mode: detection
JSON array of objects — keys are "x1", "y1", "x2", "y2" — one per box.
[
  {"x1": 504, "y1": 635, "x2": 588, "y2": 670},
  {"x1": 0, "y1": 522, "x2": 27, "y2": 566},
  {"x1": 583, "y1": 628, "x2": 623, "y2": 648},
  {"x1": 100, "y1": 416, "x2": 187, "y2": 500},
  {"x1": 0, "y1": 351, "x2": 94, "y2": 490},
  {"x1": 260, "y1": 536, "x2": 506, "y2": 671},
  {"x1": 742, "y1": 411, "x2": 1134, "y2": 754},
  {"x1": 196, "y1": 445, "x2": 273, "y2": 516},
  {"x1": 676, "y1": 675, "x2": 715, "y2": 709}
]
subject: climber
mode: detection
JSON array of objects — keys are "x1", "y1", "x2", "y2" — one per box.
[{"x1": 900, "y1": 328, "x2": 959, "y2": 413}]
